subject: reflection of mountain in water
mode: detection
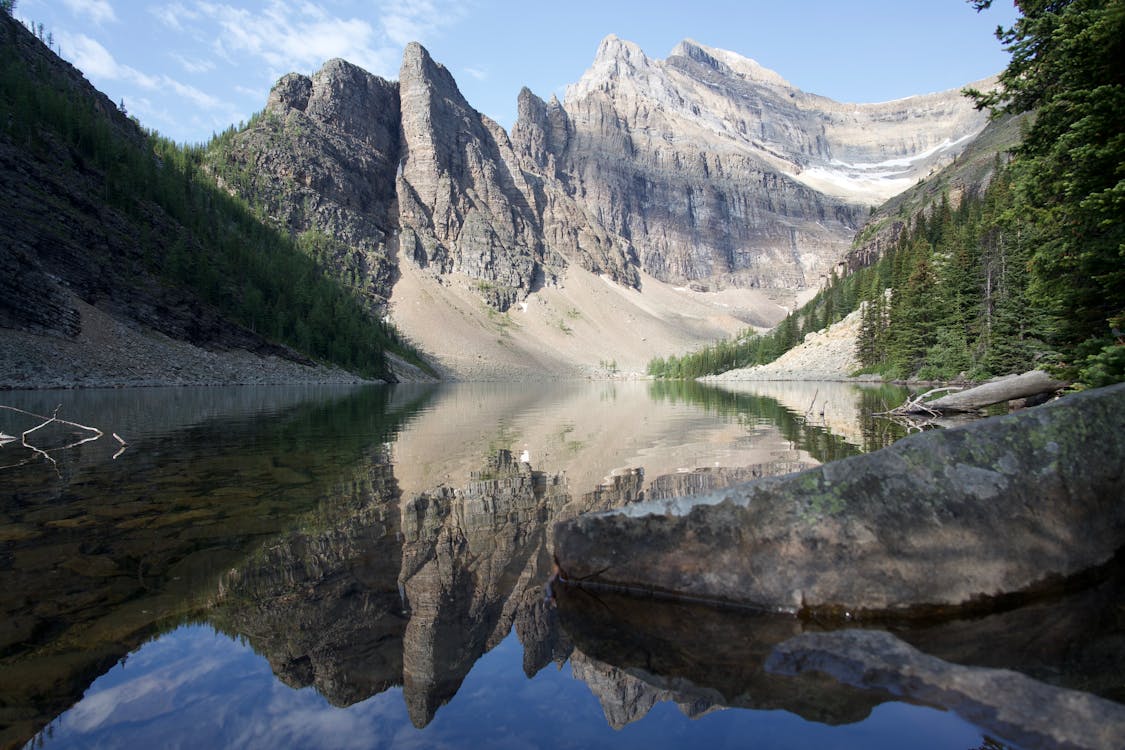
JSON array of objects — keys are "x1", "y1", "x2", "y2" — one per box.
[
  {"x1": 0, "y1": 385, "x2": 434, "y2": 750},
  {"x1": 210, "y1": 453, "x2": 407, "y2": 706},
  {"x1": 210, "y1": 448, "x2": 1125, "y2": 734},
  {"x1": 398, "y1": 450, "x2": 570, "y2": 726},
  {"x1": 11, "y1": 381, "x2": 1121, "y2": 748},
  {"x1": 206, "y1": 445, "x2": 832, "y2": 729}
]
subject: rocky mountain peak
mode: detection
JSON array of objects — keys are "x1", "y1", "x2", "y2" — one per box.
[
  {"x1": 566, "y1": 34, "x2": 656, "y2": 101},
  {"x1": 396, "y1": 43, "x2": 556, "y2": 311},
  {"x1": 669, "y1": 39, "x2": 728, "y2": 73},
  {"x1": 400, "y1": 41, "x2": 457, "y2": 94},
  {"x1": 594, "y1": 33, "x2": 647, "y2": 64},
  {"x1": 209, "y1": 36, "x2": 998, "y2": 376},
  {"x1": 266, "y1": 72, "x2": 313, "y2": 113},
  {"x1": 308, "y1": 59, "x2": 399, "y2": 149},
  {"x1": 669, "y1": 39, "x2": 792, "y2": 89}
]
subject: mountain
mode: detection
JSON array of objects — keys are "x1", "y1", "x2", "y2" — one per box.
[
  {"x1": 0, "y1": 12, "x2": 431, "y2": 386},
  {"x1": 542, "y1": 36, "x2": 988, "y2": 288},
  {"x1": 212, "y1": 36, "x2": 992, "y2": 379},
  {"x1": 0, "y1": 7, "x2": 995, "y2": 384}
]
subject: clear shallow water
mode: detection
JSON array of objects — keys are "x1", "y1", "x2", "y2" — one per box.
[{"x1": 0, "y1": 381, "x2": 1117, "y2": 749}]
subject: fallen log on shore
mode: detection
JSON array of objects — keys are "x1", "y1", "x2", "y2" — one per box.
[
  {"x1": 895, "y1": 370, "x2": 1068, "y2": 415},
  {"x1": 552, "y1": 382, "x2": 1125, "y2": 616}
]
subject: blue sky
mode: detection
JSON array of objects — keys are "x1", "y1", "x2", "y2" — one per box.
[{"x1": 16, "y1": 1, "x2": 1020, "y2": 145}]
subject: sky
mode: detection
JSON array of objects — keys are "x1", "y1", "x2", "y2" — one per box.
[{"x1": 15, "y1": 0, "x2": 1021, "y2": 145}]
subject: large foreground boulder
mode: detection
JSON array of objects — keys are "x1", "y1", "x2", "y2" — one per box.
[
  {"x1": 553, "y1": 382, "x2": 1125, "y2": 615},
  {"x1": 766, "y1": 629, "x2": 1125, "y2": 750}
]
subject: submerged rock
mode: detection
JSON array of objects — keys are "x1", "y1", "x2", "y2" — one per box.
[
  {"x1": 553, "y1": 382, "x2": 1125, "y2": 615},
  {"x1": 766, "y1": 629, "x2": 1125, "y2": 750}
]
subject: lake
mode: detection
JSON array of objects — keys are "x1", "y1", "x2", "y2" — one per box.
[{"x1": 1, "y1": 381, "x2": 1120, "y2": 749}]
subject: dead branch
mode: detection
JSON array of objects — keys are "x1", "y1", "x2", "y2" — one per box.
[
  {"x1": 0, "y1": 404, "x2": 122, "y2": 470},
  {"x1": 112, "y1": 432, "x2": 128, "y2": 460},
  {"x1": 875, "y1": 386, "x2": 963, "y2": 418},
  {"x1": 804, "y1": 388, "x2": 819, "y2": 418},
  {"x1": 919, "y1": 371, "x2": 1068, "y2": 413},
  {"x1": 0, "y1": 404, "x2": 104, "y2": 439}
]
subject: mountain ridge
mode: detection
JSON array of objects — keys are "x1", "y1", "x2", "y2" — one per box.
[{"x1": 0, "y1": 13, "x2": 1002, "y2": 383}]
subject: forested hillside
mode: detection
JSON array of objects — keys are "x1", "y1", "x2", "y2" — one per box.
[
  {"x1": 0, "y1": 8, "x2": 430, "y2": 381},
  {"x1": 652, "y1": 0, "x2": 1124, "y2": 387}
]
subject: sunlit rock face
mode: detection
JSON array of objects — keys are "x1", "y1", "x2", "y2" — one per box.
[
  {"x1": 397, "y1": 44, "x2": 562, "y2": 311},
  {"x1": 217, "y1": 36, "x2": 989, "y2": 315},
  {"x1": 547, "y1": 35, "x2": 990, "y2": 290}
]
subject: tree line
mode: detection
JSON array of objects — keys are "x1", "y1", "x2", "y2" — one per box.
[{"x1": 645, "y1": 267, "x2": 861, "y2": 380}]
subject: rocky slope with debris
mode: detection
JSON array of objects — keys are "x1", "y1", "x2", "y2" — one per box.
[
  {"x1": 208, "y1": 36, "x2": 992, "y2": 378},
  {"x1": 702, "y1": 306, "x2": 866, "y2": 382}
]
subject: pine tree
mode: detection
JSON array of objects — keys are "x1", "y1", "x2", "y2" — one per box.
[{"x1": 968, "y1": 0, "x2": 1125, "y2": 378}]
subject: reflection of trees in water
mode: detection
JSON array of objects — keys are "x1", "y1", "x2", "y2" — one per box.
[
  {"x1": 648, "y1": 380, "x2": 914, "y2": 463},
  {"x1": 2, "y1": 385, "x2": 436, "y2": 750}
]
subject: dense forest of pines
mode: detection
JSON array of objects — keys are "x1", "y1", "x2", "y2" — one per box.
[
  {"x1": 0, "y1": 6, "x2": 431, "y2": 380},
  {"x1": 651, "y1": 0, "x2": 1123, "y2": 388}
]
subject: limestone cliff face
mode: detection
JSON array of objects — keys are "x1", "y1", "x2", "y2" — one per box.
[
  {"x1": 213, "y1": 36, "x2": 990, "y2": 318},
  {"x1": 510, "y1": 88, "x2": 640, "y2": 288},
  {"x1": 543, "y1": 36, "x2": 990, "y2": 290},
  {"x1": 396, "y1": 43, "x2": 561, "y2": 311}
]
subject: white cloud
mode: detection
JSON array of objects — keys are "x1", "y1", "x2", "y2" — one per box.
[
  {"x1": 59, "y1": 32, "x2": 227, "y2": 112},
  {"x1": 149, "y1": 2, "x2": 201, "y2": 31},
  {"x1": 62, "y1": 0, "x2": 117, "y2": 25},
  {"x1": 163, "y1": 77, "x2": 222, "y2": 110},
  {"x1": 171, "y1": 52, "x2": 215, "y2": 75},
  {"x1": 198, "y1": 0, "x2": 396, "y2": 77},
  {"x1": 463, "y1": 66, "x2": 487, "y2": 80},
  {"x1": 146, "y1": 0, "x2": 473, "y2": 84},
  {"x1": 60, "y1": 32, "x2": 159, "y2": 87},
  {"x1": 233, "y1": 84, "x2": 264, "y2": 99},
  {"x1": 378, "y1": 0, "x2": 467, "y2": 47}
]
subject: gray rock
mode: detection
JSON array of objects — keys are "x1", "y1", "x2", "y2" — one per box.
[
  {"x1": 548, "y1": 35, "x2": 990, "y2": 290},
  {"x1": 397, "y1": 43, "x2": 559, "y2": 310},
  {"x1": 216, "y1": 58, "x2": 401, "y2": 310},
  {"x1": 212, "y1": 36, "x2": 991, "y2": 313},
  {"x1": 766, "y1": 629, "x2": 1125, "y2": 750},
  {"x1": 553, "y1": 382, "x2": 1125, "y2": 614}
]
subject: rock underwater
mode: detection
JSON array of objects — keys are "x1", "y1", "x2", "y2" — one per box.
[
  {"x1": 552, "y1": 382, "x2": 1125, "y2": 615},
  {"x1": 766, "y1": 629, "x2": 1125, "y2": 750}
]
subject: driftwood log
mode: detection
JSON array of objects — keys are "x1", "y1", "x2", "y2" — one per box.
[{"x1": 897, "y1": 370, "x2": 1068, "y2": 415}]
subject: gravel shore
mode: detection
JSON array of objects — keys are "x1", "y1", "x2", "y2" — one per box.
[
  {"x1": 701, "y1": 307, "x2": 866, "y2": 382},
  {"x1": 0, "y1": 300, "x2": 374, "y2": 390}
]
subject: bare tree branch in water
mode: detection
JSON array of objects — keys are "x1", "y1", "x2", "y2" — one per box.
[
  {"x1": 875, "y1": 386, "x2": 963, "y2": 420},
  {"x1": 0, "y1": 404, "x2": 126, "y2": 471}
]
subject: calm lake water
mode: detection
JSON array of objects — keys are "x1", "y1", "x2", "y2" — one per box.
[{"x1": 1, "y1": 381, "x2": 1120, "y2": 749}]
